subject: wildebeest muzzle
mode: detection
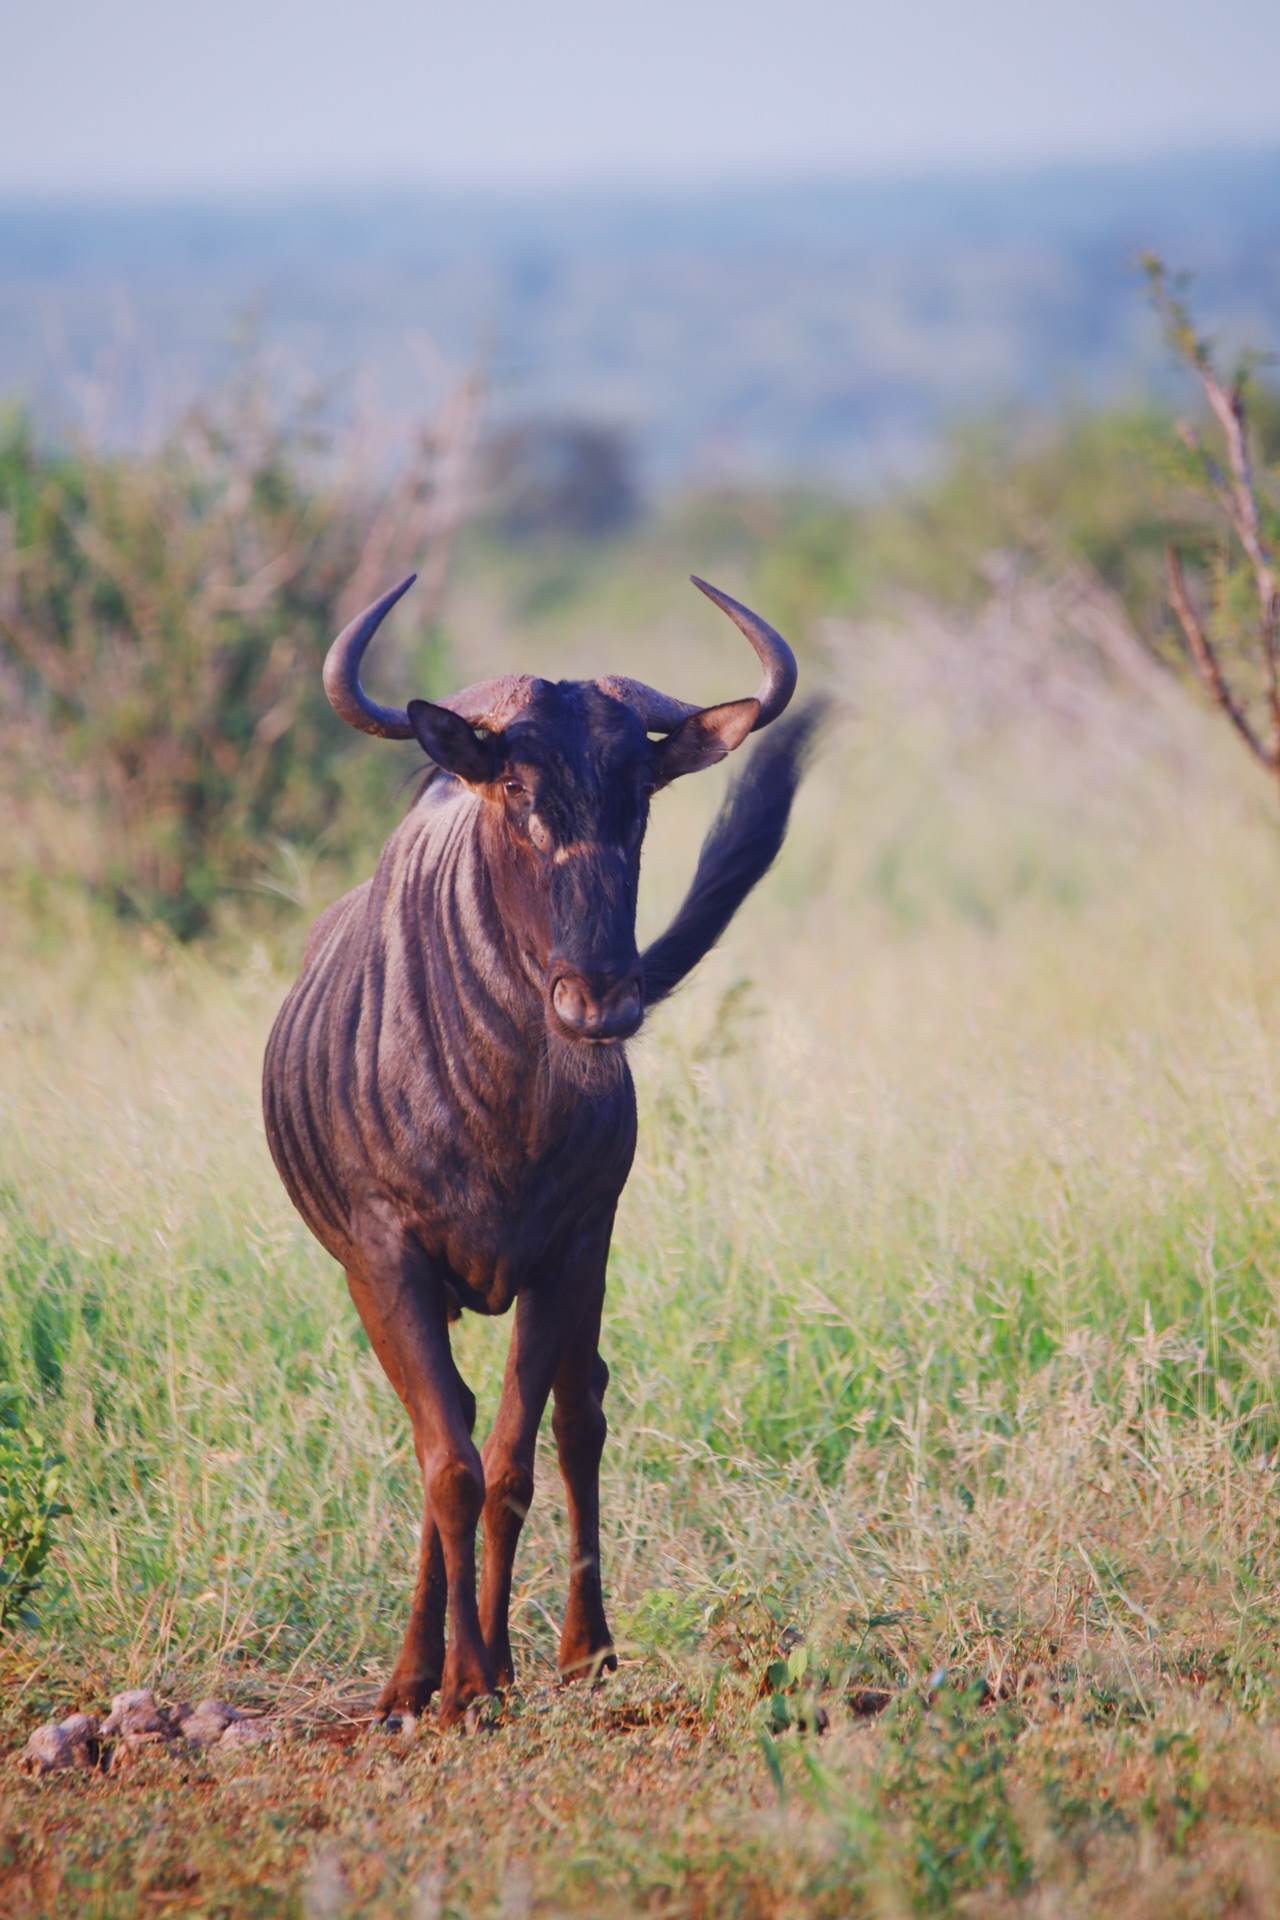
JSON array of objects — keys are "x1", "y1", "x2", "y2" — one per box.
[{"x1": 547, "y1": 963, "x2": 644, "y2": 1042}]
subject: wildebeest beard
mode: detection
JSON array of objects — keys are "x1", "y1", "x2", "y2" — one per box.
[{"x1": 537, "y1": 1021, "x2": 632, "y2": 1094}]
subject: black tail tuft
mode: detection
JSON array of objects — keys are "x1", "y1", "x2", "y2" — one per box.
[{"x1": 641, "y1": 696, "x2": 829, "y2": 1009}]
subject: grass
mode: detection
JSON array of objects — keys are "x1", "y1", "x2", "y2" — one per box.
[{"x1": 6, "y1": 557, "x2": 1280, "y2": 1912}]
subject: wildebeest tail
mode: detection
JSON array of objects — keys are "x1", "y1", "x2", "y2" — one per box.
[{"x1": 641, "y1": 696, "x2": 828, "y2": 1009}]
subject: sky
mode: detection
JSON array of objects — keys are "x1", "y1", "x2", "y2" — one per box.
[{"x1": 3, "y1": 0, "x2": 1280, "y2": 199}]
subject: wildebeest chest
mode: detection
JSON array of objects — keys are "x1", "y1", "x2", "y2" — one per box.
[
  {"x1": 393, "y1": 1093, "x2": 636, "y2": 1318},
  {"x1": 341, "y1": 1000, "x2": 638, "y2": 1318}
]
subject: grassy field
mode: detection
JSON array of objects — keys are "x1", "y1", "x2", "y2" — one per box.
[{"x1": 6, "y1": 550, "x2": 1280, "y2": 1915}]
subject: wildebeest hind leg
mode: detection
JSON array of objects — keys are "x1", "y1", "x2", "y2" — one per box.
[
  {"x1": 345, "y1": 1240, "x2": 493, "y2": 1725},
  {"x1": 552, "y1": 1290, "x2": 617, "y2": 1682}
]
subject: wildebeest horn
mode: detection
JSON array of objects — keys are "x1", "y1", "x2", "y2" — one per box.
[
  {"x1": 689, "y1": 577, "x2": 797, "y2": 729},
  {"x1": 324, "y1": 574, "x2": 535, "y2": 738},
  {"x1": 323, "y1": 575, "x2": 419, "y2": 739},
  {"x1": 596, "y1": 579, "x2": 798, "y2": 735},
  {"x1": 326, "y1": 572, "x2": 795, "y2": 742}
]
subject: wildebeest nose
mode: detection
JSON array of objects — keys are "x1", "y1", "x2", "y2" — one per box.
[{"x1": 551, "y1": 970, "x2": 644, "y2": 1041}]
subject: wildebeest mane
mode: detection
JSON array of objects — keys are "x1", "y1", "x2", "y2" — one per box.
[{"x1": 641, "y1": 696, "x2": 827, "y2": 1009}]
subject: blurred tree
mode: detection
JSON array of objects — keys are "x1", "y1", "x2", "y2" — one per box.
[
  {"x1": 481, "y1": 420, "x2": 638, "y2": 539},
  {"x1": 0, "y1": 368, "x2": 480, "y2": 936}
]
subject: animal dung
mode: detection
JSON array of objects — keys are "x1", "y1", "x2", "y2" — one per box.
[{"x1": 19, "y1": 1689, "x2": 273, "y2": 1772}]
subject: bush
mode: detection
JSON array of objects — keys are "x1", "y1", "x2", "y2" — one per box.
[
  {"x1": 0, "y1": 1384, "x2": 68, "y2": 1634},
  {"x1": 0, "y1": 372, "x2": 470, "y2": 935}
]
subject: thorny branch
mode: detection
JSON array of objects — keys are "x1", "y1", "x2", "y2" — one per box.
[
  {"x1": 1165, "y1": 543, "x2": 1269, "y2": 770},
  {"x1": 1146, "y1": 257, "x2": 1280, "y2": 801}
]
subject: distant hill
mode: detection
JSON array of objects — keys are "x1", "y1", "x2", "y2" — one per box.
[{"x1": 2, "y1": 150, "x2": 1279, "y2": 490}]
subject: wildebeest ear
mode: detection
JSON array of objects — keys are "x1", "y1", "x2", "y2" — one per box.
[
  {"x1": 650, "y1": 697, "x2": 760, "y2": 787},
  {"x1": 407, "y1": 699, "x2": 502, "y2": 784}
]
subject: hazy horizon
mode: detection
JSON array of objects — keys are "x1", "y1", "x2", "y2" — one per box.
[
  {"x1": 5, "y1": 0, "x2": 1280, "y2": 198},
  {"x1": 4, "y1": 149, "x2": 1279, "y2": 492},
  {"x1": 4, "y1": 137, "x2": 1280, "y2": 212}
]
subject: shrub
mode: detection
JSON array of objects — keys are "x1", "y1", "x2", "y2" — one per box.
[
  {"x1": 0, "y1": 1383, "x2": 68, "y2": 1633},
  {"x1": 878, "y1": 1677, "x2": 1030, "y2": 1911},
  {"x1": 0, "y1": 370, "x2": 475, "y2": 935}
]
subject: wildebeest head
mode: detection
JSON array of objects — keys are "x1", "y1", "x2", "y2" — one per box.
[{"x1": 323, "y1": 574, "x2": 797, "y2": 1043}]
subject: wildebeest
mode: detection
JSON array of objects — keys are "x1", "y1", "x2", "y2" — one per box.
[{"x1": 263, "y1": 573, "x2": 820, "y2": 1724}]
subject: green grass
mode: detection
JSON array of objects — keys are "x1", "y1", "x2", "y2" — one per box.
[{"x1": 7, "y1": 559, "x2": 1280, "y2": 1913}]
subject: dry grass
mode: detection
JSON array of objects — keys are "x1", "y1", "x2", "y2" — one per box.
[{"x1": 4, "y1": 567, "x2": 1280, "y2": 1913}]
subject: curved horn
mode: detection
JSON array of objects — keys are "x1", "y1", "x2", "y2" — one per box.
[
  {"x1": 325, "y1": 574, "x2": 537, "y2": 739},
  {"x1": 327, "y1": 573, "x2": 796, "y2": 742},
  {"x1": 690, "y1": 577, "x2": 798, "y2": 730},
  {"x1": 597, "y1": 581, "x2": 799, "y2": 734},
  {"x1": 323, "y1": 574, "x2": 418, "y2": 738}
]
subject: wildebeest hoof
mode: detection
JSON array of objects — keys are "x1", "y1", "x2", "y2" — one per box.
[
  {"x1": 558, "y1": 1643, "x2": 617, "y2": 1684},
  {"x1": 437, "y1": 1678, "x2": 496, "y2": 1730},
  {"x1": 376, "y1": 1674, "x2": 439, "y2": 1720},
  {"x1": 382, "y1": 1709, "x2": 418, "y2": 1736}
]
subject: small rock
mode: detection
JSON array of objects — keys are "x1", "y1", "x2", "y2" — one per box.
[
  {"x1": 217, "y1": 1716, "x2": 275, "y2": 1748},
  {"x1": 20, "y1": 1713, "x2": 101, "y2": 1773},
  {"x1": 100, "y1": 1688, "x2": 173, "y2": 1739},
  {"x1": 180, "y1": 1716, "x2": 227, "y2": 1746},
  {"x1": 59, "y1": 1713, "x2": 99, "y2": 1766},
  {"x1": 178, "y1": 1698, "x2": 242, "y2": 1745},
  {"x1": 23, "y1": 1723, "x2": 74, "y2": 1772}
]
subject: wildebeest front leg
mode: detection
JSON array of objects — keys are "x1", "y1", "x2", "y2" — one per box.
[
  {"x1": 477, "y1": 1286, "x2": 575, "y2": 1687},
  {"x1": 346, "y1": 1219, "x2": 493, "y2": 1727},
  {"x1": 553, "y1": 1290, "x2": 617, "y2": 1681},
  {"x1": 346, "y1": 1269, "x2": 450, "y2": 1713},
  {"x1": 478, "y1": 1234, "x2": 614, "y2": 1689}
]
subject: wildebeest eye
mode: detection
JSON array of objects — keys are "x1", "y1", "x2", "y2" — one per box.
[{"x1": 503, "y1": 778, "x2": 526, "y2": 797}]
